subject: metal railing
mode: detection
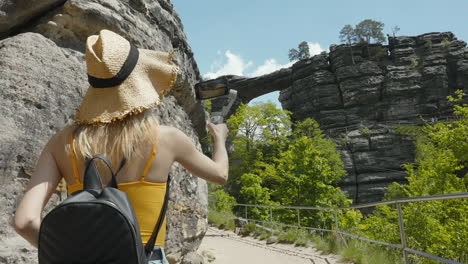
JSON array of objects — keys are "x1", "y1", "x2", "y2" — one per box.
[{"x1": 209, "y1": 192, "x2": 468, "y2": 264}]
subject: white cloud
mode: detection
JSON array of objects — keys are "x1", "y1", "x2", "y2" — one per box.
[
  {"x1": 203, "y1": 50, "x2": 253, "y2": 80},
  {"x1": 307, "y1": 42, "x2": 326, "y2": 56},
  {"x1": 248, "y1": 59, "x2": 295, "y2": 77},
  {"x1": 203, "y1": 42, "x2": 326, "y2": 80}
]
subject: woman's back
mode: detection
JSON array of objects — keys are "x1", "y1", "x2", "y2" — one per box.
[
  {"x1": 12, "y1": 30, "x2": 229, "y2": 258},
  {"x1": 53, "y1": 124, "x2": 175, "y2": 186},
  {"x1": 50, "y1": 124, "x2": 189, "y2": 247}
]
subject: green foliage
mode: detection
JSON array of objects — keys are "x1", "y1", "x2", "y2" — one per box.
[
  {"x1": 357, "y1": 90, "x2": 468, "y2": 263},
  {"x1": 288, "y1": 41, "x2": 310, "y2": 61},
  {"x1": 339, "y1": 239, "x2": 404, "y2": 264},
  {"x1": 274, "y1": 136, "x2": 347, "y2": 202},
  {"x1": 225, "y1": 102, "x2": 292, "y2": 200},
  {"x1": 208, "y1": 189, "x2": 236, "y2": 213},
  {"x1": 338, "y1": 209, "x2": 364, "y2": 232},
  {"x1": 339, "y1": 19, "x2": 386, "y2": 45},
  {"x1": 425, "y1": 40, "x2": 433, "y2": 51},
  {"x1": 208, "y1": 91, "x2": 467, "y2": 262},
  {"x1": 203, "y1": 99, "x2": 212, "y2": 113},
  {"x1": 239, "y1": 173, "x2": 277, "y2": 220},
  {"x1": 441, "y1": 38, "x2": 452, "y2": 49},
  {"x1": 339, "y1": 24, "x2": 357, "y2": 65},
  {"x1": 337, "y1": 134, "x2": 351, "y2": 147},
  {"x1": 239, "y1": 222, "x2": 257, "y2": 236},
  {"x1": 354, "y1": 19, "x2": 386, "y2": 44},
  {"x1": 339, "y1": 24, "x2": 356, "y2": 45},
  {"x1": 408, "y1": 57, "x2": 419, "y2": 69},
  {"x1": 339, "y1": 19, "x2": 386, "y2": 63},
  {"x1": 359, "y1": 126, "x2": 372, "y2": 138},
  {"x1": 225, "y1": 104, "x2": 349, "y2": 229},
  {"x1": 258, "y1": 231, "x2": 272, "y2": 240},
  {"x1": 208, "y1": 211, "x2": 236, "y2": 230},
  {"x1": 227, "y1": 102, "x2": 291, "y2": 152},
  {"x1": 277, "y1": 229, "x2": 300, "y2": 244},
  {"x1": 393, "y1": 125, "x2": 423, "y2": 138},
  {"x1": 308, "y1": 232, "x2": 404, "y2": 264},
  {"x1": 208, "y1": 188, "x2": 238, "y2": 230},
  {"x1": 270, "y1": 119, "x2": 349, "y2": 228}
]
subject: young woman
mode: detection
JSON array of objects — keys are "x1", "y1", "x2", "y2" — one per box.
[{"x1": 13, "y1": 30, "x2": 229, "y2": 264}]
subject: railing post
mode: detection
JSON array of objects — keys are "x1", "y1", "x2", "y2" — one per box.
[
  {"x1": 297, "y1": 208, "x2": 301, "y2": 227},
  {"x1": 333, "y1": 209, "x2": 340, "y2": 250},
  {"x1": 334, "y1": 209, "x2": 348, "y2": 248},
  {"x1": 397, "y1": 203, "x2": 409, "y2": 264},
  {"x1": 334, "y1": 209, "x2": 339, "y2": 231},
  {"x1": 245, "y1": 205, "x2": 248, "y2": 222},
  {"x1": 270, "y1": 207, "x2": 273, "y2": 233}
]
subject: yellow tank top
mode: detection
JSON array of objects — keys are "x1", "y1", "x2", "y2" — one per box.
[{"x1": 66, "y1": 135, "x2": 167, "y2": 247}]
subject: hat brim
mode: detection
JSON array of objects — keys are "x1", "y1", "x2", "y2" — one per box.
[{"x1": 75, "y1": 42, "x2": 178, "y2": 125}]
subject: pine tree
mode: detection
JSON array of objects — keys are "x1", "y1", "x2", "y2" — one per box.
[
  {"x1": 288, "y1": 41, "x2": 310, "y2": 61},
  {"x1": 339, "y1": 24, "x2": 357, "y2": 64}
]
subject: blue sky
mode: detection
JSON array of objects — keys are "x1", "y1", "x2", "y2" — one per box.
[{"x1": 172, "y1": 0, "x2": 468, "y2": 107}]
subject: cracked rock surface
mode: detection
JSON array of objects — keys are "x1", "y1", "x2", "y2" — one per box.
[{"x1": 1, "y1": 1, "x2": 209, "y2": 263}]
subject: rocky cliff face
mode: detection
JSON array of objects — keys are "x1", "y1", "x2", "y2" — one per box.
[
  {"x1": 207, "y1": 32, "x2": 468, "y2": 204},
  {"x1": 0, "y1": 1, "x2": 209, "y2": 263}
]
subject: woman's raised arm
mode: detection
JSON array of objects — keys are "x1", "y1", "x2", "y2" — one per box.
[{"x1": 171, "y1": 124, "x2": 229, "y2": 185}]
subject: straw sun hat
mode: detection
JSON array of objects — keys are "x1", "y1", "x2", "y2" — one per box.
[{"x1": 74, "y1": 29, "x2": 179, "y2": 124}]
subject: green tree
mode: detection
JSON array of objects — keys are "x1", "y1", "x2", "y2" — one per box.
[
  {"x1": 226, "y1": 103, "x2": 292, "y2": 200},
  {"x1": 354, "y1": 19, "x2": 386, "y2": 44},
  {"x1": 209, "y1": 189, "x2": 237, "y2": 213},
  {"x1": 227, "y1": 102, "x2": 291, "y2": 157},
  {"x1": 339, "y1": 24, "x2": 356, "y2": 64},
  {"x1": 360, "y1": 90, "x2": 468, "y2": 263},
  {"x1": 288, "y1": 41, "x2": 310, "y2": 61},
  {"x1": 227, "y1": 103, "x2": 264, "y2": 152},
  {"x1": 208, "y1": 188, "x2": 237, "y2": 230},
  {"x1": 272, "y1": 118, "x2": 349, "y2": 227},
  {"x1": 239, "y1": 173, "x2": 277, "y2": 220},
  {"x1": 226, "y1": 105, "x2": 350, "y2": 230}
]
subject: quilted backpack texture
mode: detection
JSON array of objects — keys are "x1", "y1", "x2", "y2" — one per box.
[{"x1": 38, "y1": 155, "x2": 147, "y2": 264}]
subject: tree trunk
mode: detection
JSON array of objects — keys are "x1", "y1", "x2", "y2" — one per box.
[{"x1": 348, "y1": 44, "x2": 355, "y2": 65}]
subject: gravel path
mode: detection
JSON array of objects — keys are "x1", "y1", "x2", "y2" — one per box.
[{"x1": 198, "y1": 227, "x2": 350, "y2": 264}]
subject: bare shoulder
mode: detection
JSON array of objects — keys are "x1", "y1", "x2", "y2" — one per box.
[
  {"x1": 158, "y1": 125, "x2": 175, "y2": 134},
  {"x1": 158, "y1": 125, "x2": 196, "y2": 157},
  {"x1": 46, "y1": 125, "x2": 75, "y2": 150},
  {"x1": 158, "y1": 125, "x2": 188, "y2": 140}
]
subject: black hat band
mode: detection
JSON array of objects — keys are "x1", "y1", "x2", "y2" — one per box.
[{"x1": 88, "y1": 43, "x2": 139, "y2": 88}]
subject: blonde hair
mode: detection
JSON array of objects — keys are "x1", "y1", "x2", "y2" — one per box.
[{"x1": 71, "y1": 109, "x2": 160, "y2": 174}]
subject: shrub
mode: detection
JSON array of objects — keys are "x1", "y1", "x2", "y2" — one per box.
[
  {"x1": 359, "y1": 127, "x2": 372, "y2": 138},
  {"x1": 208, "y1": 211, "x2": 236, "y2": 230},
  {"x1": 408, "y1": 57, "x2": 418, "y2": 69}
]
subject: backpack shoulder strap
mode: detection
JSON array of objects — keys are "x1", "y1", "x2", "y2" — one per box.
[{"x1": 144, "y1": 174, "x2": 171, "y2": 255}]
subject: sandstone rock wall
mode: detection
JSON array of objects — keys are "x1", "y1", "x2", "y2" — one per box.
[
  {"x1": 283, "y1": 32, "x2": 467, "y2": 203},
  {"x1": 208, "y1": 32, "x2": 468, "y2": 204},
  {"x1": 0, "y1": 1, "x2": 209, "y2": 263}
]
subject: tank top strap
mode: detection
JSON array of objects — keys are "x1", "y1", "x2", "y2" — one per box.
[
  {"x1": 70, "y1": 133, "x2": 80, "y2": 184},
  {"x1": 140, "y1": 138, "x2": 159, "y2": 181}
]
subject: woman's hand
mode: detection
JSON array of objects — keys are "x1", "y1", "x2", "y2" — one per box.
[{"x1": 207, "y1": 123, "x2": 229, "y2": 142}]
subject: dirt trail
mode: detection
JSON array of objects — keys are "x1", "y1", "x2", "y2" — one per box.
[{"x1": 198, "y1": 227, "x2": 350, "y2": 264}]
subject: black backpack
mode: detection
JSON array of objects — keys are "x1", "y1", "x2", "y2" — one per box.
[{"x1": 38, "y1": 154, "x2": 170, "y2": 264}]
